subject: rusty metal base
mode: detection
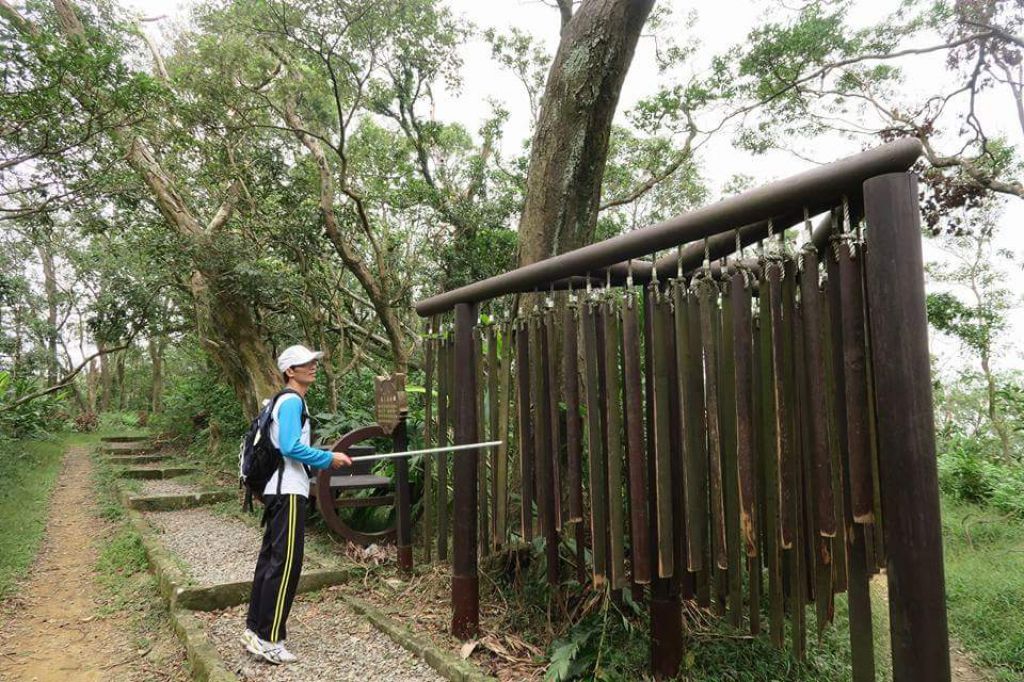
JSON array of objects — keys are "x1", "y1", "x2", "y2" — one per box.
[
  {"x1": 398, "y1": 544, "x2": 413, "y2": 574},
  {"x1": 650, "y1": 596, "x2": 683, "y2": 680},
  {"x1": 451, "y1": 574, "x2": 479, "y2": 639}
]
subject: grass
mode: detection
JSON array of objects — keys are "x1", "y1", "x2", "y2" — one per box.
[
  {"x1": 942, "y1": 495, "x2": 1024, "y2": 681},
  {"x1": 0, "y1": 431, "x2": 99, "y2": 601}
]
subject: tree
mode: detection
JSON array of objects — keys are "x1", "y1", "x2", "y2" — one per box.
[
  {"x1": 926, "y1": 204, "x2": 1019, "y2": 461},
  {"x1": 694, "y1": 0, "x2": 1023, "y2": 230},
  {"x1": 517, "y1": 0, "x2": 657, "y2": 264}
]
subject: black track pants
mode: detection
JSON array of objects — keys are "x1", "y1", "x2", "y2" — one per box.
[{"x1": 246, "y1": 494, "x2": 306, "y2": 642}]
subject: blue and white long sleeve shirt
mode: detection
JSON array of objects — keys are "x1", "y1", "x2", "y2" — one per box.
[{"x1": 264, "y1": 393, "x2": 333, "y2": 497}]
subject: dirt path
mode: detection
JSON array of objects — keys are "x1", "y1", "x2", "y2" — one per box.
[{"x1": 0, "y1": 446, "x2": 181, "y2": 681}]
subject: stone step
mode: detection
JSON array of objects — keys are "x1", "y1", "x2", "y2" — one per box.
[
  {"x1": 118, "y1": 466, "x2": 197, "y2": 480},
  {"x1": 100, "y1": 434, "x2": 151, "y2": 443},
  {"x1": 105, "y1": 454, "x2": 168, "y2": 465},
  {"x1": 100, "y1": 442, "x2": 154, "y2": 454},
  {"x1": 125, "y1": 490, "x2": 235, "y2": 512}
]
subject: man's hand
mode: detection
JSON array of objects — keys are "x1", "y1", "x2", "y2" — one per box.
[{"x1": 330, "y1": 451, "x2": 353, "y2": 469}]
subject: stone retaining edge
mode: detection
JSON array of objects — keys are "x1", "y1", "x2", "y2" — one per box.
[
  {"x1": 176, "y1": 568, "x2": 355, "y2": 611},
  {"x1": 169, "y1": 608, "x2": 240, "y2": 682},
  {"x1": 338, "y1": 593, "x2": 497, "y2": 682}
]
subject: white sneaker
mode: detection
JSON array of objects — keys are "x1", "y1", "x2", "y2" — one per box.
[
  {"x1": 244, "y1": 633, "x2": 284, "y2": 665},
  {"x1": 276, "y1": 643, "x2": 298, "y2": 663},
  {"x1": 240, "y1": 629, "x2": 258, "y2": 650}
]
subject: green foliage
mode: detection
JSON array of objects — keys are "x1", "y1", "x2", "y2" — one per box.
[
  {"x1": 938, "y1": 431, "x2": 1024, "y2": 518},
  {"x1": 942, "y1": 497, "x2": 1024, "y2": 680},
  {"x1": 545, "y1": 592, "x2": 647, "y2": 681},
  {"x1": 0, "y1": 371, "x2": 68, "y2": 439},
  {"x1": 153, "y1": 349, "x2": 245, "y2": 442},
  {"x1": 926, "y1": 291, "x2": 1003, "y2": 355}
]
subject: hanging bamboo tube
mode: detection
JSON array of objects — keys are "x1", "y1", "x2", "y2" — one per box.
[
  {"x1": 768, "y1": 259, "x2": 796, "y2": 552},
  {"x1": 582, "y1": 298, "x2": 608, "y2": 585},
  {"x1": 821, "y1": 275, "x2": 849, "y2": 594},
  {"x1": 860, "y1": 245, "x2": 887, "y2": 569},
  {"x1": 437, "y1": 334, "x2": 451, "y2": 562},
  {"x1": 664, "y1": 281, "x2": 692, "y2": 600},
  {"x1": 562, "y1": 298, "x2": 587, "y2": 585},
  {"x1": 699, "y1": 276, "x2": 728, "y2": 573},
  {"x1": 650, "y1": 284, "x2": 675, "y2": 579},
  {"x1": 733, "y1": 268, "x2": 761, "y2": 635},
  {"x1": 794, "y1": 260, "x2": 831, "y2": 635},
  {"x1": 538, "y1": 311, "x2": 560, "y2": 585},
  {"x1": 531, "y1": 316, "x2": 552, "y2": 541},
  {"x1": 719, "y1": 271, "x2": 743, "y2": 626},
  {"x1": 827, "y1": 240, "x2": 876, "y2": 682},
  {"x1": 604, "y1": 296, "x2": 627, "y2": 589},
  {"x1": 423, "y1": 324, "x2": 435, "y2": 562},
  {"x1": 838, "y1": 239, "x2": 874, "y2": 525},
  {"x1": 676, "y1": 282, "x2": 706, "y2": 574},
  {"x1": 750, "y1": 308, "x2": 764, "y2": 636},
  {"x1": 563, "y1": 299, "x2": 584, "y2": 525},
  {"x1": 759, "y1": 264, "x2": 785, "y2": 648},
  {"x1": 622, "y1": 289, "x2": 651, "y2": 584},
  {"x1": 515, "y1": 319, "x2": 535, "y2": 542},
  {"x1": 544, "y1": 306, "x2": 564, "y2": 531},
  {"x1": 487, "y1": 325, "x2": 500, "y2": 549},
  {"x1": 475, "y1": 327, "x2": 488, "y2": 557},
  {"x1": 800, "y1": 248, "x2": 837, "y2": 539},
  {"x1": 731, "y1": 269, "x2": 758, "y2": 560},
  {"x1": 786, "y1": 257, "x2": 807, "y2": 660},
  {"x1": 495, "y1": 322, "x2": 512, "y2": 551}
]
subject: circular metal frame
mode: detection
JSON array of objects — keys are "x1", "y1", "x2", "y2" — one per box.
[{"x1": 315, "y1": 424, "x2": 397, "y2": 546}]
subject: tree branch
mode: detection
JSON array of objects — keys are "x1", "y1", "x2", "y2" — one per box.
[
  {"x1": 4, "y1": 341, "x2": 132, "y2": 409},
  {"x1": 206, "y1": 179, "x2": 243, "y2": 232}
]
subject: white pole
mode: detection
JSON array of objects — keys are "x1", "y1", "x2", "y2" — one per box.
[{"x1": 342, "y1": 440, "x2": 503, "y2": 463}]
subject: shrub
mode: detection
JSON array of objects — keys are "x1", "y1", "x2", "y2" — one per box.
[
  {"x1": 939, "y1": 431, "x2": 1024, "y2": 519},
  {"x1": 938, "y1": 435, "x2": 1000, "y2": 504},
  {"x1": 0, "y1": 371, "x2": 68, "y2": 439},
  {"x1": 153, "y1": 371, "x2": 244, "y2": 441},
  {"x1": 73, "y1": 412, "x2": 99, "y2": 432}
]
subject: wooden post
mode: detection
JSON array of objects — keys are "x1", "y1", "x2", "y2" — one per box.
[
  {"x1": 394, "y1": 417, "x2": 413, "y2": 574},
  {"x1": 452, "y1": 302, "x2": 479, "y2": 639},
  {"x1": 862, "y1": 172, "x2": 950, "y2": 682}
]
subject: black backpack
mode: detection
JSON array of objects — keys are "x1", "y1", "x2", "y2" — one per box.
[{"x1": 238, "y1": 388, "x2": 309, "y2": 511}]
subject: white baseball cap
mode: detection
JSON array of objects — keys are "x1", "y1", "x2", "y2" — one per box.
[{"x1": 277, "y1": 344, "x2": 324, "y2": 373}]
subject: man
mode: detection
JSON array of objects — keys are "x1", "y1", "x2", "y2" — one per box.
[{"x1": 242, "y1": 344, "x2": 351, "y2": 664}]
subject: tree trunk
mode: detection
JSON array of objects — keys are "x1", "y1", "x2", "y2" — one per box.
[
  {"x1": 86, "y1": 359, "x2": 98, "y2": 412},
  {"x1": 517, "y1": 0, "x2": 656, "y2": 264},
  {"x1": 116, "y1": 350, "x2": 126, "y2": 410},
  {"x1": 99, "y1": 342, "x2": 111, "y2": 412},
  {"x1": 980, "y1": 351, "x2": 1013, "y2": 461},
  {"x1": 149, "y1": 336, "x2": 163, "y2": 414},
  {"x1": 37, "y1": 243, "x2": 59, "y2": 387},
  {"x1": 189, "y1": 270, "x2": 280, "y2": 419}
]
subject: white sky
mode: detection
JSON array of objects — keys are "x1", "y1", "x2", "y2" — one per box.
[{"x1": 114, "y1": 0, "x2": 1024, "y2": 373}]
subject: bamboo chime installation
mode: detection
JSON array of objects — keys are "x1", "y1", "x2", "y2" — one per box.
[{"x1": 419, "y1": 205, "x2": 891, "y2": 675}]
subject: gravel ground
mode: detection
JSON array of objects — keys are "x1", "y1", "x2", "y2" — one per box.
[
  {"x1": 198, "y1": 595, "x2": 445, "y2": 681},
  {"x1": 144, "y1": 508, "x2": 314, "y2": 585},
  {"x1": 139, "y1": 479, "x2": 204, "y2": 496}
]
